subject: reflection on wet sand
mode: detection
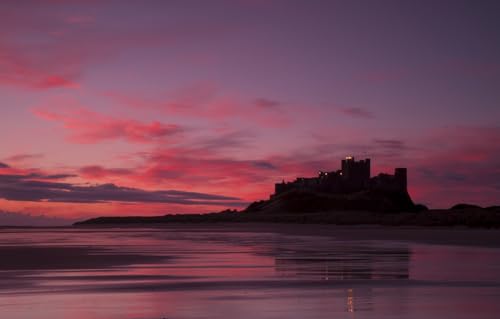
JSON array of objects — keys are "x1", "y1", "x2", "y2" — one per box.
[
  {"x1": 274, "y1": 242, "x2": 409, "y2": 280},
  {"x1": 272, "y1": 243, "x2": 410, "y2": 315},
  {"x1": 347, "y1": 288, "x2": 354, "y2": 312},
  {"x1": 0, "y1": 227, "x2": 499, "y2": 319}
]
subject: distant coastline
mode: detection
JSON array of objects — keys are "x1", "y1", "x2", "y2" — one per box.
[{"x1": 74, "y1": 204, "x2": 500, "y2": 228}]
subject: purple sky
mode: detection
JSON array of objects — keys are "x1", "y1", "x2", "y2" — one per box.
[{"x1": 0, "y1": 0, "x2": 499, "y2": 220}]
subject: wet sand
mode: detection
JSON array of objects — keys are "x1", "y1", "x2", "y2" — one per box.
[{"x1": 1, "y1": 226, "x2": 499, "y2": 318}]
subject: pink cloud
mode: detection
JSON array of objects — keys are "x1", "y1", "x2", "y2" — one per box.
[
  {"x1": 0, "y1": 160, "x2": 245, "y2": 218},
  {"x1": 79, "y1": 165, "x2": 134, "y2": 179},
  {"x1": 71, "y1": 146, "x2": 278, "y2": 202},
  {"x1": 33, "y1": 107, "x2": 182, "y2": 144},
  {"x1": 105, "y1": 86, "x2": 292, "y2": 128},
  {"x1": 0, "y1": 44, "x2": 80, "y2": 90},
  {"x1": 0, "y1": 6, "x2": 84, "y2": 90},
  {"x1": 0, "y1": 4, "x2": 237, "y2": 91},
  {"x1": 37, "y1": 75, "x2": 80, "y2": 89},
  {"x1": 110, "y1": 144, "x2": 347, "y2": 204},
  {"x1": 2, "y1": 125, "x2": 498, "y2": 216}
]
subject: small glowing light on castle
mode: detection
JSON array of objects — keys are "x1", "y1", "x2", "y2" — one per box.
[{"x1": 346, "y1": 156, "x2": 353, "y2": 160}]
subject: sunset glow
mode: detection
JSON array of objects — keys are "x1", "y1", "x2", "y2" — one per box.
[{"x1": 1, "y1": 1, "x2": 499, "y2": 222}]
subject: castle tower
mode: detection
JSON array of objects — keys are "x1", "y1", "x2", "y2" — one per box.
[
  {"x1": 341, "y1": 156, "x2": 371, "y2": 191},
  {"x1": 341, "y1": 156, "x2": 354, "y2": 179}
]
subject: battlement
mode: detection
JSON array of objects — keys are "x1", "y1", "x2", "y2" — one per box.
[{"x1": 274, "y1": 156, "x2": 407, "y2": 197}]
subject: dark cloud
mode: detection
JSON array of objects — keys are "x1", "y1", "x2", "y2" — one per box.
[
  {"x1": 0, "y1": 173, "x2": 75, "y2": 180},
  {"x1": 0, "y1": 162, "x2": 9, "y2": 169},
  {"x1": 194, "y1": 130, "x2": 254, "y2": 152},
  {"x1": 373, "y1": 139, "x2": 407, "y2": 150},
  {"x1": 443, "y1": 172, "x2": 468, "y2": 182},
  {"x1": 416, "y1": 166, "x2": 498, "y2": 187},
  {"x1": 0, "y1": 173, "x2": 242, "y2": 206},
  {"x1": 254, "y1": 98, "x2": 281, "y2": 108},
  {"x1": 44, "y1": 173, "x2": 78, "y2": 179},
  {"x1": 252, "y1": 161, "x2": 277, "y2": 170},
  {"x1": 338, "y1": 107, "x2": 374, "y2": 119}
]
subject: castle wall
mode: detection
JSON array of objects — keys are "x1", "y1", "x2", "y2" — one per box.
[
  {"x1": 274, "y1": 157, "x2": 407, "y2": 196},
  {"x1": 369, "y1": 168, "x2": 407, "y2": 193}
]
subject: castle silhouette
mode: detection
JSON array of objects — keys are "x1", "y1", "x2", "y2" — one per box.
[{"x1": 274, "y1": 156, "x2": 407, "y2": 196}]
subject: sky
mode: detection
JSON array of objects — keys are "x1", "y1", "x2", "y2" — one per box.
[{"x1": 0, "y1": 0, "x2": 499, "y2": 222}]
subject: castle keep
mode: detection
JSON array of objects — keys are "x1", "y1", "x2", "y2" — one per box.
[{"x1": 274, "y1": 156, "x2": 407, "y2": 196}]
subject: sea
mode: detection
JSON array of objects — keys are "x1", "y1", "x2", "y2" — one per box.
[{"x1": 0, "y1": 225, "x2": 499, "y2": 319}]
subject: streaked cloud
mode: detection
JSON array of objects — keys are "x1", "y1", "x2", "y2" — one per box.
[{"x1": 0, "y1": 171, "x2": 242, "y2": 206}]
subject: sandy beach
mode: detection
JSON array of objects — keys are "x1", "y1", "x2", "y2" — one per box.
[{"x1": 1, "y1": 225, "x2": 500, "y2": 318}]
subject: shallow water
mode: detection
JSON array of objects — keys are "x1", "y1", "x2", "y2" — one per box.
[{"x1": 1, "y1": 226, "x2": 500, "y2": 318}]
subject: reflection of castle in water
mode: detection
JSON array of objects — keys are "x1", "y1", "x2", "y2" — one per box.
[
  {"x1": 347, "y1": 288, "x2": 354, "y2": 313},
  {"x1": 274, "y1": 243, "x2": 410, "y2": 280},
  {"x1": 273, "y1": 241, "x2": 410, "y2": 313}
]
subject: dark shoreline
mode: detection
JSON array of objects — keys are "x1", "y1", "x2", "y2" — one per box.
[{"x1": 74, "y1": 206, "x2": 500, "y2": 229}]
